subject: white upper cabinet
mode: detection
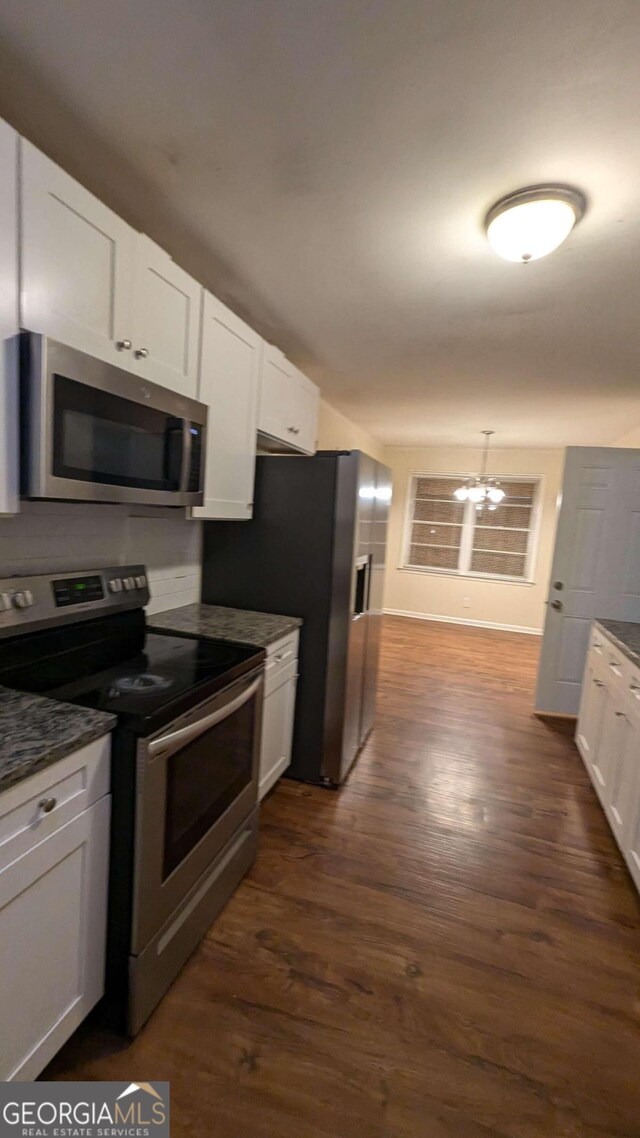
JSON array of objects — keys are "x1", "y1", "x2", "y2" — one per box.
[
  {"x1": 0, "y1": 118, "x2": 19, "y2": 516},
  {"x1": 258, "y1": 343, "x2": 318, "y2": 455},
  {"x1": 20, "y1": 139, "x2": 136, "y2": 366},
  {"x1": 191, "y1": 291, "x2": 262, "y2": 520},
  {"x1": 130, "y1": 235, "x2": 201, "y2": 397},
  {"x1": 290, "y1": 365, "x2": 320, "y2": 454}
]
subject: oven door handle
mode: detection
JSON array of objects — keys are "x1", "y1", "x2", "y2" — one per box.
[{"x1": 147, "y1": 675, "x2": 263, "y2": 760}]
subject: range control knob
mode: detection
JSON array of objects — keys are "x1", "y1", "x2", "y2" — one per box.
[
  {"x1": 134, "y1": 574, "x2": 147, "y2": 589},
  {"x1": 108, "y1": 578, "x2": 123, "y2": 594},
  {"x1": 12, "y1": 590, "x2": 34, "y2": 609},
  {"x1": 122, "y1": 577, "x2": 135, "y2": 591}
]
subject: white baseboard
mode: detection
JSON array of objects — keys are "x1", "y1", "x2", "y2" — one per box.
[{"x1": 383, "y1": 608, "x2": 542, "y2": 636}]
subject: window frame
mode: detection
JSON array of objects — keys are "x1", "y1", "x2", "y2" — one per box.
[{"x1": 400, "y1": 471, "x2": 543, "y2": 585}]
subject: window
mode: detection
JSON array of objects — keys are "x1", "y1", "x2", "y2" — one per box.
[{"x1": 403, "y1": 474, "x2": 541, "y2": 581}]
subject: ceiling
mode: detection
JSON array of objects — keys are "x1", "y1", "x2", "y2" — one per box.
[{"x1": 0, "y1": 0, "x2": 639, "y2": 448}]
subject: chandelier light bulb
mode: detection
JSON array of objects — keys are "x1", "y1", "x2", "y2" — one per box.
[
  {"x1": 454, "y1": 487, "x2": 469, "y2": 501},
  {"x1": 485, "y1": 186, "x2": 585, "y2": 263},
  {"x1": 467, "y1": 486, "x2": 485, "y2": 503},
  {"x1": 487, "y1": 486, "x2": 505, "y2": 503}
]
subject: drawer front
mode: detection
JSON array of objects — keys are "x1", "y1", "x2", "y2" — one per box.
[
  {"x1": 264, "y1": 632, "x2": 299, "y2": 697},
  {"x1": 0, "y1": 735, "x2": 110, "y2": 872}
]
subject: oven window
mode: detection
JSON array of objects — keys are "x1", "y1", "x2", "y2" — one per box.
[
  {"x1": 163, "y1": 691, "x2": 256, "y2": 879},
  {"x1": 52, "y1": 374, "x2": 184, "y2": 490}
]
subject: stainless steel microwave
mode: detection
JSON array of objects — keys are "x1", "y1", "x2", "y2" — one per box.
[{"x1": 19, "y1": 334, "x2": 207, "y2": 507}]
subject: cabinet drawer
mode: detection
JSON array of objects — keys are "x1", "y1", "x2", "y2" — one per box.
[
  {"x1": 264, "y1": 633, "x2": 299, "y2": 697},
  {"x1": 0, "y1": 735, "x2": 110, "y2": 872}
]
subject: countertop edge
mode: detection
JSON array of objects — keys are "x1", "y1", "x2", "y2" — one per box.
[
  {"x1": 0, "y1": 687, "x2": 116, "y2": 793},
  {"x1": 149, "y1": 603, "x2": 303, "y2": 648},
  {"x1": 593, "y1": 619, "x2": 640, "y2": 667}
]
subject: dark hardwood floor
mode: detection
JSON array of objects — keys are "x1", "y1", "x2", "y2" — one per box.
[{"x1": 47, "y1": 617, "x2": 640, "y2": 1137}]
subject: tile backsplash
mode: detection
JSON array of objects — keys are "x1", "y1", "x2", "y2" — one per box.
[{"x1": 0, "y1": 501, "x2": 202, "y2": 614}]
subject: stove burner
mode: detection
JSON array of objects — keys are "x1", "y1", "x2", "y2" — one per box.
[{"x1": 110, "y1": 672, "x2": 175, "y2": 696}]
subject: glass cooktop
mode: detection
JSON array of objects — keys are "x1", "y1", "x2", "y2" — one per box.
[{"x1": 0, "y1": 610, "x2": 265, "y2": 733}]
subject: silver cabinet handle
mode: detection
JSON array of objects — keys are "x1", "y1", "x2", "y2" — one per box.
[
  {"x1": 135, "y1": 347, "x2": 149, "y2": 359},
  {"x1": 116, "y1": 339, "x2": 132, "y2": 351},
  {"x1": 287, "y1": 426, "x2": 300, "y2": 434},
  {"x1": 630, "y1": 684, "x2": 640, "y2": 692},
  {"x1": 594, "y1": 680, "x2": 605, "y2": 688},
  {"x1": 39, "y1": 797, "x2": 57, "y2": 813},
  {"x1": 609, "y1": 661, "x2": 621, "y2": 672},
  {"x1": 615, "y1": 711, "x2": 626, "y2": 719},
  {"x1": 148, "y1": 675, "x2": 262, "y2": 760},
  {"x1": 593, "y1": 642, "x2": 602, "y2": 650}
]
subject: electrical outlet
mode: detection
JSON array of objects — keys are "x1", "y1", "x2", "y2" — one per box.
[{"x1": 463, "y1": 597, "x2": 471, "y2": 609}]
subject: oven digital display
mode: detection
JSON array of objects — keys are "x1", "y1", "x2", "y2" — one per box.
[{"x1": 53, "y1": 575, "x2": 104, "y2": 607}]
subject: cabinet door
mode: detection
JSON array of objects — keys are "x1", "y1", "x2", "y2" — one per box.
[
  {"x1": 605, "y1": 702, "x2": 640, "y2": 847},
  {"x1": 575, "y1": 665, "x2": 608, "y2": 778},
  {"x1": 20, "y1": 140, "x2": 135, "y2": 365},
  {"x1": 130, "y1": 234, "x2": 201, "y2": 397},
  {"x1": 291, "y1": 367, "x2": 319, "y2": 455},
  {"x1": 0, "y1": 796, "x2": 110, "y2": 1081},
  {"x1": 191, "y1": 291, "x2": 261, "y2": 520},
  {"x1": 624, "y1": 765, "x2": 640, "y2": 894},
  {"x1": 258, "y1": 343, "x2": 295, "y2": 443},
  {"x1": 259, "y1": 673, "x2": 297, "y2": 800},
  {"x1": 0, "y1": 119, "x2": 19, "y2": 516}
]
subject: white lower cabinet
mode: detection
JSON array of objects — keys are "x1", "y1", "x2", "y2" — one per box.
[
  {"x1": 576, "y1": 626, "x2": 640, "y2": 894},
  {"x1": 259, "y1": 632, "x2": 299, "y2": 800},
  {"x1": 0, "y1": 736, "x2": 111, "y2": 1080}
]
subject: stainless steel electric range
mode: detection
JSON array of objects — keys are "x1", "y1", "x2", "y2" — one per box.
[{"x1": 0, "y1": 564, "x2": 265, "y2": 1035}]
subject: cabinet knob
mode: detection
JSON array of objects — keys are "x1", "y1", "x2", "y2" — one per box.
[
  {"x1": 594, "y1": 680, "x2": 604, "y2": 687},
  {"x1": 135, "y1": 347, "x2": 149, "y2": 359},
  {"x1": 550, "y1": 599, "x2": 563, "y2": 611},
  {"x1": 287, "y1": 426, "x2": 300, "y2": 435},
  {"x1": 615, "y1": 711, "x2": 627, "y2": 719},
  {"x1": 39, "y1": 797, "x2": 57, "y2": 814},
  {"x1": 116, "y1": 339, "x2": 132, "y2": 351},
  {"x1": 553, "y1": 581, "x2": 564, "y2": 590}
]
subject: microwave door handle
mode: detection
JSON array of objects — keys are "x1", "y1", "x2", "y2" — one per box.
[
  {"x1": 147, "y1": 675, "x2": 263, "y2": 761},
  {"x1": 179, "y1": 420, "x2": 193, "y2": 493}
]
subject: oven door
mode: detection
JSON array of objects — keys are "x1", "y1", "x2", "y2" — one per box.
[
  {"x1": 21, "y1": 333, "x2": 206, "y2": 506},
  {"x1": 131, "y1": 668, "x2": 263, "y2": 953}
]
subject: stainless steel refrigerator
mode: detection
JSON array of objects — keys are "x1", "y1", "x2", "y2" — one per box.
[{"x1": 201, "y1": 451, "x2": 392, "y2": 785}]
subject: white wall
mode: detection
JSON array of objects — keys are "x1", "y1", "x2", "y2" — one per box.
[
  {"x1": 316, "y1": 399, "x2": 388, "y2": 463},
  {"x1": 0, "y1": 502, "x2": 201, "y2": 614},
  {"x1": 613, "y1": 425, "x2": 640, "y2": 447},
  {"x1": 383, "y1": 446, "x2": 565, "y2": 634}
]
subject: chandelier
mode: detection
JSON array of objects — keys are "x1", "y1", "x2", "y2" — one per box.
[{"x1": 453, "y1": 431, "x2": 505, "y2": 511}]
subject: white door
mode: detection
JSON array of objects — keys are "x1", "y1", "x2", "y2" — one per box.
[
  {"x1": 258, "y1": 344, "x2": 296, "y2": 444},
  {"x1": 0, "y1": 119, "x2": 19, "y2": 515},
  {"x1": 0, "y1": 796, "x2": 110, "y2": 1081},
  {"x1": 535, "y1": 448, "x2": 640, "y2": 714},
  {"x1": 130, "y1": 234, "x2": 201, "y2": 397},
  {"x1": 20, "y1": 139, "x2": 136, "y2": 365},
  {"x1": 191, "y1": 291, "x2": 261, "y2": 520}
]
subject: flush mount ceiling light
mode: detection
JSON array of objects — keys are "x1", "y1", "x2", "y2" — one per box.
[
  {"x1": 485, "y1": 185, "x2": 586, "y2": 263},
  {"x1": 453, "y1": 430, "x2": 505, "y2": 512}
]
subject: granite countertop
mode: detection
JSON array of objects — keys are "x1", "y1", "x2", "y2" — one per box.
[
  {"x1": 594, "y1": 619, "x2": 640, "y2": 667},
  {"x1": 0, "y1": 687, "x2": 116, "y2": 792},
  {"x1": 150, "y1": 603, "x2": 302, "y2": 648}
]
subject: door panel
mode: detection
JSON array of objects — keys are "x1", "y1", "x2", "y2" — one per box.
[
  {"x1": 131, "y1": 235, "x2": 201, "y2": 397},
  {"x1": 191, "y1": 291, "x2": 261, "y2": 520},
  {"x1": 535, "y1": 448, "x2": 640, "y2": 714},
  {"x1": 20, "y1": 140, "x2": 135, "y2": 365}
]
